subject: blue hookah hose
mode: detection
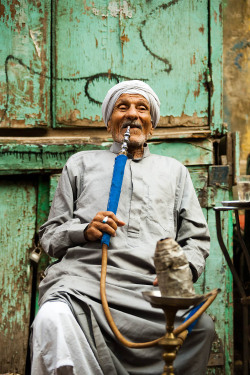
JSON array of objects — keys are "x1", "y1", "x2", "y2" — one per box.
[
  {"x1": 183, "y1": 301, "x2": 205, "y2": 333},
  {"x1": 101, "y1": 153, "x2": 128, "y2": 246},
  {"x1": 101, "y1": 126, "x2": 130, "y2": 247}
]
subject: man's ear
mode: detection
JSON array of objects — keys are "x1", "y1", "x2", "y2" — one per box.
[
  {"x1": 107, "y1": 121, "x2": 111, "y2": 133},
  {"x1": 150, "y1": 121, "x2": 153, "y2": 135}
]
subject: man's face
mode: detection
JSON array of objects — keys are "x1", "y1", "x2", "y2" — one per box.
[{"x1": 107, "y1": 93, "x2": 153, "y2": 146}]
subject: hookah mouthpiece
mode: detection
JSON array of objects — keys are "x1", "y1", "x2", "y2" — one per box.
[{"x1": 119, "y1": 126, "x2": 130, "y2": 155}]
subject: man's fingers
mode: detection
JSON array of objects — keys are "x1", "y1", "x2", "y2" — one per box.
[
  {"x1": 102, "y1": 211, "x2": 125, "y2": 226},
  {"x1": 117, "y1": 219, "x2": 126, "y2": 227},
  {"x1": 85, "y1": 211, "x2": 125, "y2": 242},
  {"x1": 153, "y1": 277, "x2": 158, "y2": 286},
  {"x1": 101, "y1": 223, "x2": 117, "y2": 237},
  {"x1": 100, "y1": 217, "x2": 118, "y2": 231},
  {"x1": 89, "y1": 220, "x2": 117, "y2": 238}
]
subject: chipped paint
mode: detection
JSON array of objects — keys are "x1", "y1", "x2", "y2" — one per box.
[
  {"x1": 50, "y1": 0, "x2": 210, "y2": 126},
  {"x1": 0, "y1": 2, "x2": 5, "y2": 19},
  {"x1": 0, "y1": 1, "x2": 234, "y2": 374},
  {"x1": 30, "y1": 29, "x2": 42, "y2": 58},
  {"x1": 159, "y1": 113, "x2": 208, "y2": 127},
  {"x1": 199, "y1": 24, "x2": 205, "y2": 34},
  {"x1": 210, "y1": 0, "x2": 223, "y2": 134},
  {"x1": 0, "y1": 1, "x2": 51, "y2": 128},
  {"x1": 120, "y1": 31, "x2": 130, "y2": 58},
  {"x1": 0, "y1": 140, "x2": 213, "y2": 173},
  {"x1": 190, "y1": 53, "x2": 196, "y2": 65},
  {"x1": 92, "y1": 1, "x2": 133, "y2": 18},
  {"x1": 10, "y1": 0, "x2": 21, "y2": 21},
  {"x1": 0, "y1": 178, "x2": 36, "y2": 374},
  {"x1": 0, "y1": 0, "x2": 215, "y2": 130}
]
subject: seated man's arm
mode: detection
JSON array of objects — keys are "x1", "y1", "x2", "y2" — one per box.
[
  {"x1": 39, "y1": 160, "x2": 125, "y2": 259},
  {"x1": 176, "y1": 168, "x2": 210, "y2": 282},
  {"x1": 39, "y1": 163, "x2": 87, "y2": 259}
]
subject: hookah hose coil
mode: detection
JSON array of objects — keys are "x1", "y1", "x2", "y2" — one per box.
[
  {"x1": 99, "y1": 127, "x2": 218, "y2": 348},
  {"x1": 101, "y1": 243, "x2": 218, "y2": 348}
]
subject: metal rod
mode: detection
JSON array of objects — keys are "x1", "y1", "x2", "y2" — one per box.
[
  {"x1": 235, "y1": 210, "x2": 250, "y2": 273},
  {"x1": 214, "y1": 208, "x2": 246, "y2": 298},
  {"x1": 242, "y1": 305, "x2": 249, "y2": 375},
  {"x1": 214, "y1": 207, "x2": 249, "y2": 375}
]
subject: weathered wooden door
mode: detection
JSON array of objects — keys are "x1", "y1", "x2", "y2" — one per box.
[
  {"x1": 0, "y1": 176, "x2": 37, "y2": 372},
  {"x1": 0, "y1": 1, "x2": 235, "y2": 374}
]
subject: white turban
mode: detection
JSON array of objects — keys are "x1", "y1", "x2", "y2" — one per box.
[{"x1": 102, "y1": 80, "x2": 160, "y2": 128}]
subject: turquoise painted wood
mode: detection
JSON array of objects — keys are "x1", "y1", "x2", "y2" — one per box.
[
  {"x1": 210, "y1": 0, "x2": 224, "y2": 135},
  {"x1": 54, "y1": 0, "x2": 210, "y2": 128},
  {"x1": 0, "y1": 0, "x2": 51, "y2": 128},
  {"x1": 0, "y1": 141, "x2": 233, "y2": 374},
  {"x1": 0, "y1": 140, "x2": 213, "y2": 173},
  {"x1": 0, "y1": 1, "x2": 234, "y2": 374},
  {"x1": 0, "y1": 0, "x2": 223, "y2": 133},
  {"x1": 0, "y1": 177, "x2": 37, "y2": 374},
  {"x1": 31, "y1": 152, "x2": 233, "y2": 375}
]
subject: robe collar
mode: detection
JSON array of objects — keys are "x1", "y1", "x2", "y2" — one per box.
[{"x1": 110, "y1": 142, "x2": 151, "y2": 160}]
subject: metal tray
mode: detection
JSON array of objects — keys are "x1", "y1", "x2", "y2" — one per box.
[
  {"x1": 142, "y1": 290, "x2": 207, "y2": 309},
  {"x1": 222, "y1": 200, "x2": 250, "y2": 209}
]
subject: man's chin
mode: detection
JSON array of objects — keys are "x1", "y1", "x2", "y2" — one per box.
[
  {"x1": 127, "y1": 136, "x2": 146, "y2": 147},
  {"x1": 113, "y1": 134, "x2": 146, "y2": 147}
]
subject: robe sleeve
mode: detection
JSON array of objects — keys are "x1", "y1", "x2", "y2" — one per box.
[
  {"x1": 175, "y1": 167, "x2": 210, "y2": 282},
  {"x1": 39, "y1": 162, "x2": 89, "y2": 259}
]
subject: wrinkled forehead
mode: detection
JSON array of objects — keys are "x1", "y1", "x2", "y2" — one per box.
[{"x1": 114, "y1": 93, "x2": 150, "y2": 106}]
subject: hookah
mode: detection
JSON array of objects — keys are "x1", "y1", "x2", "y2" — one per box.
[{"x1": 100, "y1": 126, "x2": 219, "y2": 374}]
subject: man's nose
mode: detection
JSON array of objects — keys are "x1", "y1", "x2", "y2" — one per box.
[{"x1": 125, "y1": 105, "x2": 139, "y2": 119}]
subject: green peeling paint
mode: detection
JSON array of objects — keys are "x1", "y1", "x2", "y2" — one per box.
[
  {"x1": 0, "y1": 0, "x2": 51, "y2": 127},
  {"x1": 0, "y1": 1, "x2": 235, "y2": 374},
  {"x1": 0, "y1": 177, "x2": 37, "y2": 373}
]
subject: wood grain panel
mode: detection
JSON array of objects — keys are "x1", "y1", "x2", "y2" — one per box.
[
  {"x1": 0, "y1": 177, "x2": 37, "y2": 374},
  {"x1": 0, "y1": 1, "x2": 51, "y2": 128}
]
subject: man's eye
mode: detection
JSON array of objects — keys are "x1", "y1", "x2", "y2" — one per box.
[
  {"x1": 138, "y1": 106, "x2": 147, "y2": 111},
  {"x1": 118, "y1": 105, "x2": 127, "y2": 110}
]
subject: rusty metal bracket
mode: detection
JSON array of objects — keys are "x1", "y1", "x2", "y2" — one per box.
[
  {"x1": 207, "y1": 335, "x2": 225, "y2": 368},
  {"x1": 212, "y1": 132, "x2": 238, "y2": 188},
  {"x1": 207, "y1": 352, "x2": 224, "y2": 367},
  {"x1": 208, "y1": 165, "x2": 229, "y2": 188}
]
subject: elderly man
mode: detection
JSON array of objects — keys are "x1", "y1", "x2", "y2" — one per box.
[{"x1": 31, "y1": 80, "x2": 214, "y2": 375}]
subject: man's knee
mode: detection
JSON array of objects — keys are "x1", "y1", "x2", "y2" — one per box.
[
  {"x1": 33, "y1": 301, "x2": 73, "y2": 340},
  {"x1": 196, "y1": 312, "x2": 215, "y2": 339}
]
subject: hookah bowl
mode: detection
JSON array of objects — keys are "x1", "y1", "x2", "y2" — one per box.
[{"x1": 143, "y1": 291, "x2": 208, "y2": 375}]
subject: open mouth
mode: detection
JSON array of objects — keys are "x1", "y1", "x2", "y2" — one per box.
[{"x1": 122, "y1": 122, "x2": 142, "y2": 130}]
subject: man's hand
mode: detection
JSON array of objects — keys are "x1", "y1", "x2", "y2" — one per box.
[
  {"x1": 153, "y1": 277, "x2": 158, "y2": 286},
  {"x1": 84, "y1": 211, "x2": 125, "y2": 242}
]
